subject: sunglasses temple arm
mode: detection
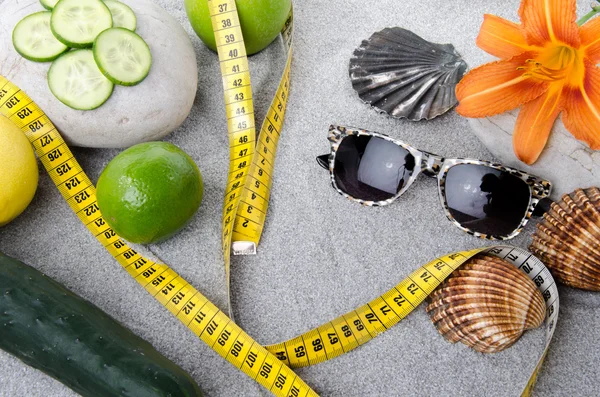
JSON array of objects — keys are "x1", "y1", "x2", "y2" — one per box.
[
  {"x1": 316, "y1": 154, "x2": 329, "y2": 170},
  {"x1": 532, "y1": 197, "x2": 553, "y2": 217}
]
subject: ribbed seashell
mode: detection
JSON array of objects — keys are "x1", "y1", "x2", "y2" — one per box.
[
  {"x1": 349, "y1": 27, "x2": 468, "y2": 121},
  {"x1": 426, "y1": 255, "x2": 545, "y2": 353},
  {"x1": 529, "y1": 187, "x2": 600, "y2": 291}
]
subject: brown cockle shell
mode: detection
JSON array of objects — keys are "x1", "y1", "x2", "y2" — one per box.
[
  {"x1": 426, "y1": 255, "x2": 545, "y2": 353},
  {"x1": 529, "y1": 187, "x2": 600, "y2": 291}
]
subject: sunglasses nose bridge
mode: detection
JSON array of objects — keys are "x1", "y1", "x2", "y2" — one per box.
[{"x1": 420, "y1": 151, "x2": 445, "y2": 177}]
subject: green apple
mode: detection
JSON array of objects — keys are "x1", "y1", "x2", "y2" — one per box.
[{"x1": 184, "y1": 0, "x2": 291, "y2": 55}]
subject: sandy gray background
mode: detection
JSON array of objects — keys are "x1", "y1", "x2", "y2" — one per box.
[{"x1": 1, "y1": 0, "x2": 599, "y2": 396}]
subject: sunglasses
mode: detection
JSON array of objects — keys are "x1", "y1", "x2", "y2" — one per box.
[{"x1": 317, "y1": 125, "x2": 552, "y2": 240}]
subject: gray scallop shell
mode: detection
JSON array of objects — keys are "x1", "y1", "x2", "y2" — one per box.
[{"x1": 349, "y1": 27, "x2": 468, "y2": 121}]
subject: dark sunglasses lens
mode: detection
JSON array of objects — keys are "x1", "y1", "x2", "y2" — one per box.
[
  {"x1": 444, "y1": 164, "x2": 532, "y2": 237},
  {"x1": 333, "y1": 135, "x2": 416, "y2": 201}
]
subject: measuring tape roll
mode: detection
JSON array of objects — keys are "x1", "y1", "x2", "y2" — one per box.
[
  {"x1": 0, "y1": 81, "x2": 558, "y2": 393},
  {"x1": 0, "y1": 73, "x2": 316, "y2": 397},
  {"x1": 208, "y1": 0, "x2": 294, "y2": 317},
  {"x1": 0, "y1": 2, "x2": 311, "y2": 394},
  {"x1": 264, "y1": 246, "x2": 558, "y2": 396},
  {"x1": 0, "y1": 2, "x2": 558, "y2": 396}
]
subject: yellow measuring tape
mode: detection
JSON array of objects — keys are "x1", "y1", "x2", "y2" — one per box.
[
  {"x1": 212, "y1": 0, "x2": 294, "y2": 317},
  {"x1": 0, "y1": 72, "x2": 317, "y2": 396},
  {"x1": 264, "y1": 246, "x2": 559, "y2": 397},
  {"x1": 0, "y1": 0, "x2": 559, "y2": 394}
]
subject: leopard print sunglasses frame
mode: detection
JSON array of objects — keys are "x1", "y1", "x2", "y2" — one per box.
[{"x1": 317, "y1": 125, "x2": 552, "y2": 240}]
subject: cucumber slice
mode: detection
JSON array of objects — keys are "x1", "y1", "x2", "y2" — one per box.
[
  {"x1": 40, "y1": 0, "x2": 59, "y2": 10},
  {"x1": 48, "y1": 49, "x2": 114, "y2": 110},
  {"x1": 12, "y1": 12, "x2": 69, "y2": 62},
  {"x1": 93, "y1": 28, "x2": 152, "y2": 86},
  {"x1": 104, "y1": 0, "x2": 137, "y2": 31},
  {"x1": 50, "y1": 0, "x2": 113, "y2": 48}
]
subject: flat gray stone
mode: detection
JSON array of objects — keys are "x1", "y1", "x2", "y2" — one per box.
[
  {"x1": 0, "y1": 0, "x2": 197, "y2": 148},
  {"x1": 469, "y1": 111, "x2": 600, "y2": 200}
]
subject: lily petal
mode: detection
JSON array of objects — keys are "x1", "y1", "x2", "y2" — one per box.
[
  {"x1": 581, "y1": 17, "x2": 600, "y2": 63},
  {"x1": 456, "y1": 53, "x2": 548, "y2": 118},
  {"x1": 513, "y1": 85, "x2": 564, "y2": 164},
  {"x1": 519, "y1": 0, "x2": 580, "y2": 48},
  {"x1": 562, "y1": 60, "x2": 600, "y2": 150},
  {"x1": 477, "y1": 14, "x2": 533, "y2": 59}
]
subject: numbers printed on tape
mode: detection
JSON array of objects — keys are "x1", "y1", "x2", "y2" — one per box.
[
  {"x1": 0, "y1": 3, "x2": 316, "y2": 395},
  {"x1": 214, "y1": 0, "x2": 292, "y2": 250},
  {"x1": 262, "y1": 247, "x2": 559, "y2": 397},
  {"x1": 0, "y1": 1, "x2": 558, "y2": 395}
]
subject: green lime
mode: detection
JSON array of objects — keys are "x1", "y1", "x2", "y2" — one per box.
[
  {"x1": 96, "y1": 142, "x2": 203, "y2": 244},
  {"x1": 184, "y1": 0, "x2": 291, "y2": 55}
]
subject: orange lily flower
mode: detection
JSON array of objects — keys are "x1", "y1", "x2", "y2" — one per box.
[{"x1": 456, "y1": 0, "x2": 600, "y2": 164}]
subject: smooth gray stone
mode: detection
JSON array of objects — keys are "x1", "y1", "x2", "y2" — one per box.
[
  {"x1": 469, "y1": 111, "x2": 600, "y2": 201},
  {"x1": 0, "y1": 0, "x2": 197, "y2": 148}
]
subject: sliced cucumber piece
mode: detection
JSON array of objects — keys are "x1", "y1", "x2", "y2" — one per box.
[
  {"x1": 51, "y1": 0, "x2": 113, "y2": 48},
  {"x1": 104, "y1": 0, "x2": 137, "y2": 31},
  {"x1": 48, "y1": 49, "x2": 114, "y2": 110},
  {"x1": 40, "y1": 0, "x2": 59, "y2": 10},
  {"x1": 93, "y1": 28, "x2": 152, "y2": 86},
  {"x1": 12, "y1": 12, "x2": 69, "y2": 62}
]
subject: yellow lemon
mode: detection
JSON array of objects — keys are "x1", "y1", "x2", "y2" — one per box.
[{"x1": 0, "y1": 114, "x2": 38, "y2": 226}]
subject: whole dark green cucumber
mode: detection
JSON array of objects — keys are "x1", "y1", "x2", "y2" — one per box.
[{"x1": 0, "y1": 252, "x2": 202, "y2": 397}]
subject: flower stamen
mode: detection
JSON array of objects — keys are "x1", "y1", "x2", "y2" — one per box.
[{"x1": 519, "y1": 59, "x2": 568, "y2": 81}]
